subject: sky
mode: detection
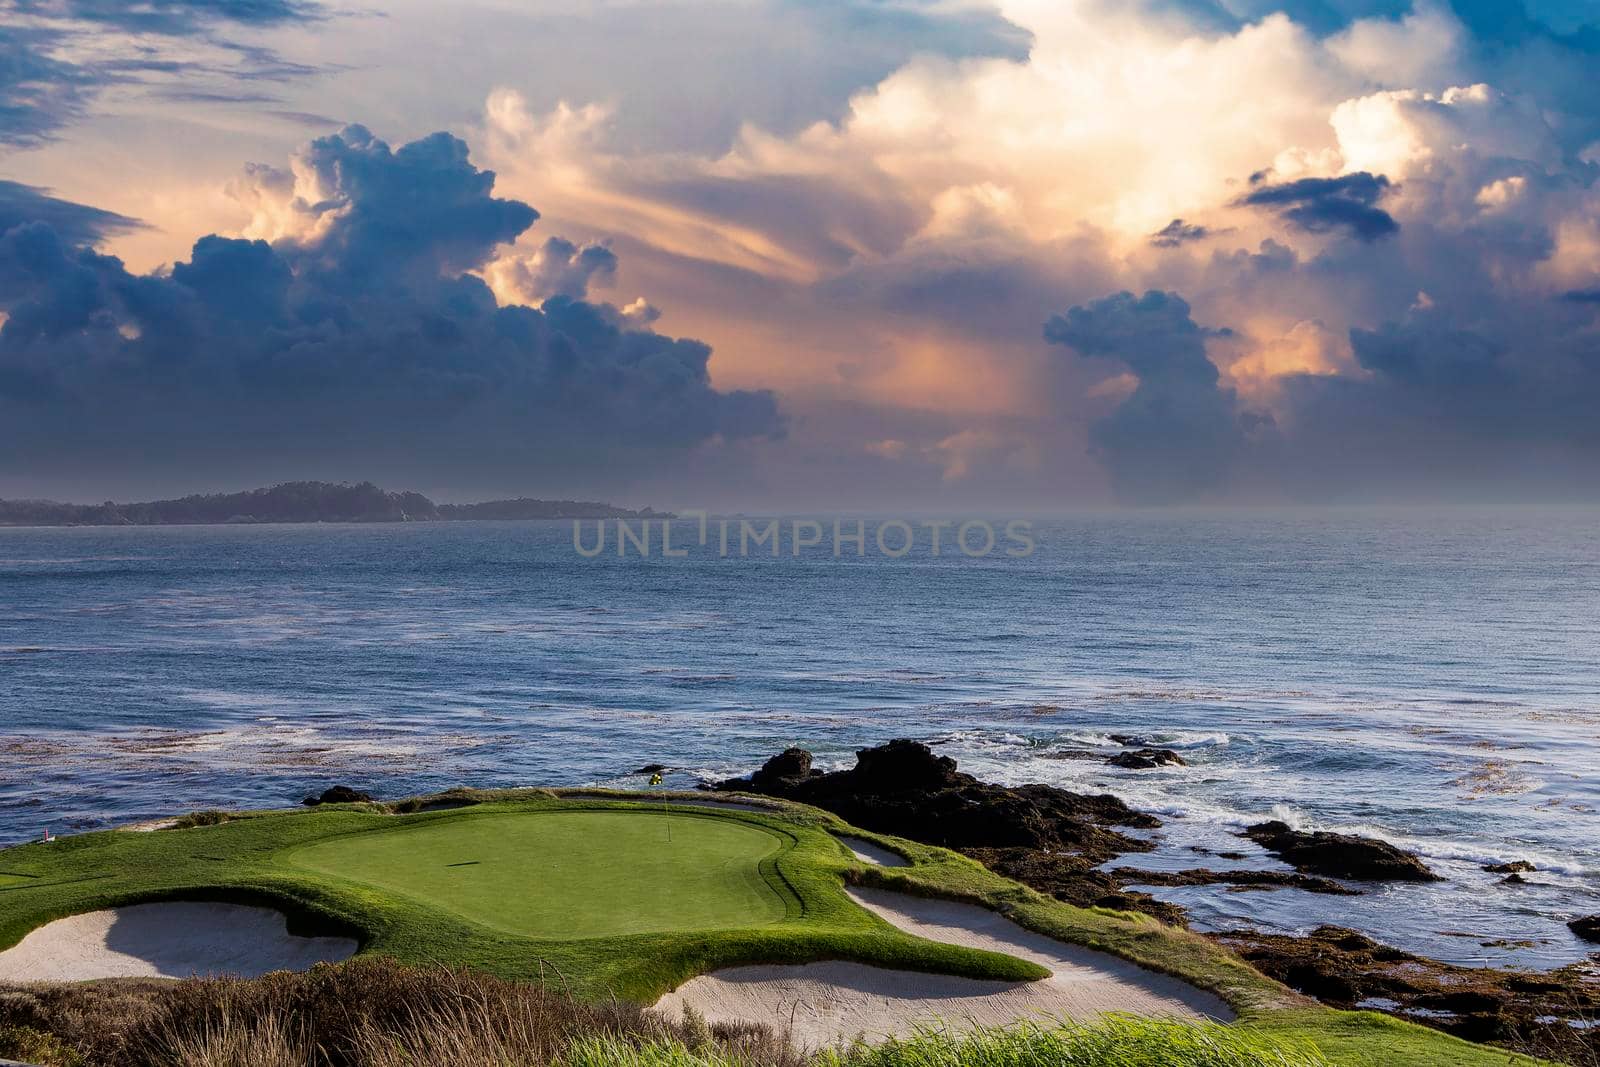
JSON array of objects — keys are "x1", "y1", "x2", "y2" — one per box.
[{"x1": 1, "y1": 0, "x2": 1599, "y2": 508}]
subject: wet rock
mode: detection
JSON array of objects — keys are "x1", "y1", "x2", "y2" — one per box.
[
  {"x1": 1109, "y1": 867, "x2": 1361, "y2": 895},
  {"x1": 1242, "y1": 821, "x2": 1439, "y2": 882},
  {"x1": 1107, "y1": 748, "x2": 1187, "y2": 769},
  {"x1": 1499, "y1": 873, "x2": 1527, "y2": 885},
  {"x1": 633, "y1": 764, "x2": 668, "y2": 775},
  {"x1": 1213, "y1": 925, "x2": 1600, "y2": 1062},
  {"x1": 718, "y1": 740, "x2": 1156, "y2": 856},
  {"x1": 303, "y1": 785, "x2": 374, "y2": 807},
  {"x1": 718, "y1": 740, "x2": 1171, "y2": 920},
  {"x1": 1569, "y1": 915, "x2": 1600, "y2": 943},
  {"x1": 971, "y1": 847, "x2": 1187, "y2": 925},
  {"x1": 1484, "y1": 860, "x2": 1536, "y2": 874},
  {"x1": 745, "y1": 747, "x2": 818, "y2": 789}
]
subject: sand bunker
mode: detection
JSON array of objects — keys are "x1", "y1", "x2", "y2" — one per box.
[
  {"x1": 0, "y1": 902, "x2": 358, "y2": 982},
  {"x1": 836, "y1": 836, "x2": 911, "y2": 867},
  {"x1": 655, "y1": 887, "x2": 1232, "y2": 1048}
]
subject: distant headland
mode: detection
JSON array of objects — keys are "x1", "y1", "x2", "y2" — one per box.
[{"x1": 0, "y1": 481, "x2": 667, "y2": 526}]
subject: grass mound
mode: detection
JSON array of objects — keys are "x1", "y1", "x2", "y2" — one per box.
[{"x1": 286, "y1": 810, "x2": 788, "y2": 939}]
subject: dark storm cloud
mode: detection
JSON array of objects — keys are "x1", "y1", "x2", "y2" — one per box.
[
  {"x1": 1241, "y1": 173, "x2": 1399, "y2": 242},
  {"x1": 0, "y1": 126, "x2": 783, "y2": 488},
  {"x1": 1045, "y1": 290, "x2": 1246, "y2": 503},
  {"x1": 1154, "y1": 0, "x2": 1600, "y2": 38},
  {"x1": 1151, "y1": 218, "x2": 1212, "y2": 248},
  {"x1": 0, "y1": 0, "x2": 325, "y2": 144},
  {"x1": 1271, "y1": 311, "x2": 1600, "y2": 499},
  {"x1": 9, "y1": 0, "x2": 321, "y2": 33},
  {"x1": 0, "y1": 181, "x2": 143, "y2": 246},
  {"x1": 0, "y1": 26, "x2": 95, "y2": 145}
]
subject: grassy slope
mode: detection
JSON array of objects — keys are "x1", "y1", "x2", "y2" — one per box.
[
  {"x1": 0, "y1": 795, "x2": 1043, "y2": 1000},
  {"x1": 0, "y1": 789, "x2": 1547, "y2": 1066}
]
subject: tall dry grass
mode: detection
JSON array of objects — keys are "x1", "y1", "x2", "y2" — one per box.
[{"x1": 0, "y1": 957, "x2": 798, "y2": 1067}]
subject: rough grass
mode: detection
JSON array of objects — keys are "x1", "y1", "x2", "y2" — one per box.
[
  {"x1": 0, "y1": 967, "x2": 1326, "y2": 1067},
  {"x1": 560, "y1": 1018, "x2": 1334, "y2": 1067},
  {"x1": 0, "y1": 957, "x2": 800, "y2": 1067}
]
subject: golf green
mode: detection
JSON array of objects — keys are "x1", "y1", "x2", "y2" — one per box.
[{"x1": 285, "y1": 810, "x2": 789, "y2": 939}]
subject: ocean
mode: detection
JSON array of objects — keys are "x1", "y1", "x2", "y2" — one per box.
[{"x1": 1, "y1": 511, "x2": 1596, "y2": 971}]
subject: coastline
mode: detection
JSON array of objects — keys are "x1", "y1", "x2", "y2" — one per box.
[{"x1": 7, "y1": 744, "x2": 1594, "y2": 1063}]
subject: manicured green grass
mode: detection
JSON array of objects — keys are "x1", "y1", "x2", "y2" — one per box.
[
  {"x1": 0, "y1": 794, "x2": 1043, "y2": 1001},
  {"x1": 287, "y1": 811, "x2": 788, "y2": 939},
  {"x1": 0, "y1": 789, "x2": 1553, "y2": 1066}
]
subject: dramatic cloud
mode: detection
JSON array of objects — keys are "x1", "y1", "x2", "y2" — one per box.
[
  {"x1": 0, "y1": 181, "x2": 142, "y2": 246},
  {"x1": 486, "y1": 237, "x2": 619, "y2": 304},
  {"x1": 11, "y1": 0, "x2": 1600, "y2": 505},
  {"x1": 1045, "y1": 291, "x2": 1247, "y2": 503},
  {"x1": 0, "y1": 0, "x2": 324, "y2": 144},
  {"x1": 0, "y1": 126, "x2": 783, "y2": 493},
  {"x1": 1151, "y1": 219, "x2": 1213, "y2": 247},
  {"x1": 1240, "y1": 172, "x2": 1399, "y2": 241}
]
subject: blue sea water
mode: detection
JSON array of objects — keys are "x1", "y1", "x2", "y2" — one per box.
[{"x1": 1, "y1": 512, "x2": 1596, "y2": 971}]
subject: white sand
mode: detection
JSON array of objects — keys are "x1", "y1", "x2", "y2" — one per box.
[
  {"x1": 655, "y1": 887, "x2": 1232, "y2": 1048},
  {"x1": 836, "y1": 836, "x2": 911, "y2": 867},
  {"x1": 0, "y1": 902, "x2": 358, "y2": 982}
]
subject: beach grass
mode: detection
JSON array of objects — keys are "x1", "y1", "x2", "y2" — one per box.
[{"x1": 0, "y1": 790, "x2": 1554, "y2": 1066}]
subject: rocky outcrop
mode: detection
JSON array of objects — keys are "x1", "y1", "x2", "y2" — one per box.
[
  {"x1": 1109, "y1": 867, "x2": 1360, "y2": 896},
  {"x1": 966, "y1": 847, "x2": 1187, "y2": 925},
  {"x1": 303, "y1": 785, "x2": 374, "y2": 807},
  {"x1": 1215, "y1": 925, "x2": 1600, "y2": 1059},
  {"x1": 1242, "y1": 821, "x2": 1440, "y2": 882},
  {"x1": 717, "y1": 740, "x2": 1155, "y2": 859},
  {"x1": 1569, "y1": 915, "x2": 1600, "y2": 943},
  {"x1": 1106, "y1": 748, "x2": 1186, "y2": 769},
  {"x1": 717, "y1": 740, "x2": 1189, "y2": 920},
  {"x1": 1484, "y1": 860, "x2": 1536, "y2": 874}
]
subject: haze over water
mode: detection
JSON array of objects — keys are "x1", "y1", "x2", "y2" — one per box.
[{"x1": 2, "y1": 512, "x2": 1596, "y2": 972}]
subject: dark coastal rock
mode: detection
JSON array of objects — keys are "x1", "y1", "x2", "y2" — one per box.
[
  {"x1": 747, "y1": 747, "x2": 819, "y2": 788},
  {"x1": 303, "y1": 785, "x2": 374, "y2": 807},
  {"x1": 1478, "y1": 857, "x2": 1529, "y2": 876},
  {"x1": 970, "y1": 847, "x2": 1187, "y2": 926},
  {"x1": 1569, "y1": 915, "x2": 1600, "y2": 943},
  {"x1": 633, "y1": 764, "x2": 668, "y2": 775},
  {"x1": 1109, "y1": 866, "x2": 1361, "y2": 896},
  {"x1": 718, "y1": 740, "x2": 1173, "y2": 919},
  {"x1": 1243, "y1": 821, "x2": 1439, "y2": 882},
  {"x1": 1214, "y1": 925, "x2": 1600, "y2": 1058},
  {"x1": 1107, "y1": 748, "x2": 1187, "y2": 769},
  {"x1": 718, "y1": 739, "x2": 1156, "y2": 856}
]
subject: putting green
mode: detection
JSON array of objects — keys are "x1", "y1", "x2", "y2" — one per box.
[{"x1": 286, "y1": 810, "x2": 788, "y2": 939}]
